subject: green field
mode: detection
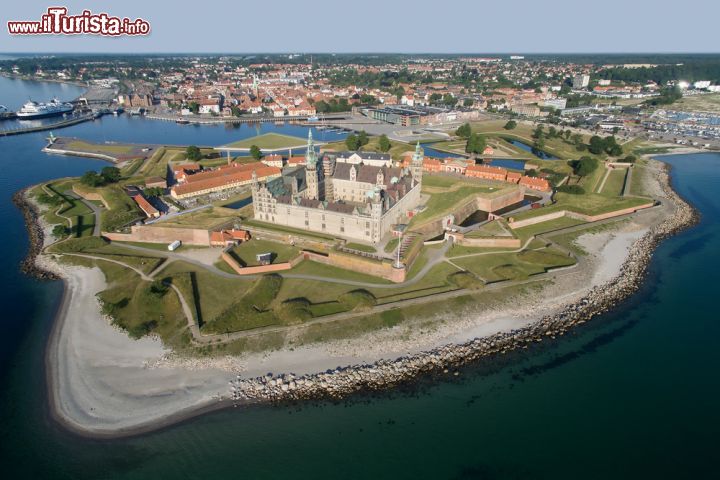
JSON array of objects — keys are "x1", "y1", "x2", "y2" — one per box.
[
  {"x1": 600, "y1": 168, "x2": 628, "y2": 197},
  {"x1": 452, "y1": 246, "x2": 575, "y2": 282},
  {"x1": 411, "y1": 184, "x2": 510, "y2": 227},
  {"x1": 670, "y1": 93, "x2": 720, "y2": 114},
  {"x1": 512, "y1": 216, "x2": 587, "y2": 242},
  {"x1": 323, "y1": 136, "x2": 416, "y2": 160},
  {"x1": 230, "y1": 239, "x2": 300, "y2": 266},
  {"x1": 66, "y1": 140, "x2": 137, "y2": 155},
  {"x1": 220, "y1": 133, "x2": 309, "y2": 150},
  {"x1": 157, "y1": 207, "x2": 237, "y2": 229}
]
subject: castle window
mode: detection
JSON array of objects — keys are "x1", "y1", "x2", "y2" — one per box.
[
  {"x1": 322, "y1": 224, "x2": 326, "y2": 230},
  {"x1": 340, "y1": 226, "x2": 345, "y2": 232},
  {"x1": 305, "y1": 220, "x2": 309, "y2": 226}
]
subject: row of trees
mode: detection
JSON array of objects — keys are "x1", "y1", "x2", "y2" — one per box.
[
  {"x1": 80, "y1": 166, "x2": 122, "y2": 187},
  {"x1": 588, "y1": 135, "x2": 623, "y2": 156}
]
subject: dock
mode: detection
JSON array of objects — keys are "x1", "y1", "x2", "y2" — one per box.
[{"x1": 0, "y1": 112, "x2": 102, "y2": 137}]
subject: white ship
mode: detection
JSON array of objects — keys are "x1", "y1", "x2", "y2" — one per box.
[{"x1": 16, "y1": 98, "x2": 74, "y2": 119}]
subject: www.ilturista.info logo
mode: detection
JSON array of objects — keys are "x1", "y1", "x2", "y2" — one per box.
[{"x1": 7, "y1": 7, "x2": 150, "y2": 36}]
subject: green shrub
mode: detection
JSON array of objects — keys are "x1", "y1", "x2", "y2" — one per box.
[
  {"x1": 276, "y1": 298, "x2": 312, "y2": 324},
  {"x1": 556, "y1": 184, "x2": 585, "y2": 194},
  {"x1": 447, "y1": 272, "x2": 484, "y2": 289},
  {"x1": 49, "y1": 236, "x2": 108, "y2": 253},
  {"x1": 338, "y1": 289, "x2": 377, "y2": 311}
]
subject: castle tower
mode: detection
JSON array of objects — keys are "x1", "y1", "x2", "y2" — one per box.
[
  {"x1": 410, "y1": 141, "x2": 424, "y2": 183},
  {"x1": 305, "y1": 130, "x2": 320, "y2": 200}
]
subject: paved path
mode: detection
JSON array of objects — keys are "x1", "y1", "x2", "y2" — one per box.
[
  {"x1": 114, "y1": 241, "x2": 453, "y2": 290},
  {"x1": 66, "y1": 191, "x2": 103, "y2": 236}
]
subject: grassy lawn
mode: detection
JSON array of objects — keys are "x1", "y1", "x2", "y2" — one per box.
[
  {"x1": 384, "y1": 237, "x2": 399, "y2": 253},
  {"x1": 452, "y1": 247, "x2": 574, "y2": 282},
  {"x1": 220, "y1": 133, "x2": 309, "y2": 150},
  {"x1": 468, "y1": 120, "x2": 603, "y2": 162},
  {"x1": 411, "y1": 185, "x2": 509, "y2": 227},
  {"x1": 142, "y1": 147, "x2": 177, "y2": 178},
  {"x1": 162, "y1": 261, "x2": 253, "y2": 328},
  {"x1": 83, "y1": 258, "x2": 189, "y2": 348},
  {"x1": 466, "y1": 219, "x2": 514, "y2": 238},
  {"x1": 39, "y1": 182, "x2": 96, "y2": 237},
  {"x1": 670, "y1": 93, "x2": 720, "y2": 113},
  {"x1": 323, "y1": 136, "x2": 415, "y2": 160},
  {"x1": 242, "y1": 218, "x2": 336, "y2": 241},
  {"x1": 66, "y1": 140, "x2": 137, "y2": 154},
  {"x1": 510, "y1": 191, "x2": 651, "y2": 222},
  {"x1": 158, "y1": 207, "x2": 237, "y2": 229},
  {"x1": 600, "y1": 168, "x2": 628, "y2": 197},
  {"x1": 512, "y1": 216, "x2": 587, "y2": 242},
  {"x1": 344, "y1": 242, "x2": 377, "y2": 253},
  {"x1": 290, "y1": 260, "x2": 393, "y2": 285},
  {"x1": 230, "y1": 239, "x2": 300, "y2": 266},
  {"x1": 73, "y1": 183, "x2": 142, "y2": 232}
]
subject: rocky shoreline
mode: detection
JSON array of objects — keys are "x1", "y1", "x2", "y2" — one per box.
[
  {"x1": 230, "y1": 163, "x2": 698, "y2": 404},
  {"x1": 12, "y1": 188, "x2": 59, "y2": 280}
]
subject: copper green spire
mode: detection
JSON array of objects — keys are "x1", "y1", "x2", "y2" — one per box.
[{"x1": 306, "y1": 129, "x2": 318, "y2": 167}]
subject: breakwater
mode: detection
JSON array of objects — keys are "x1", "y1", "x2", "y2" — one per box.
[
  {"x1": 13, "y1": 189, "x2": 59, "y2": 280},
  {"x1": 230, "y1": 163, "x2": 698, "y2": 403}
]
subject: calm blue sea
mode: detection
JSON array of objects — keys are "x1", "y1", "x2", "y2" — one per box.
[{"x1": 0, "y1": 76, "x2": 718, "y2": 479}]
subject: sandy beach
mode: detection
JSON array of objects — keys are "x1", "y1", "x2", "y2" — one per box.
[{"x1": 33, "y1": 155, "x2": 688, "y2": 437}]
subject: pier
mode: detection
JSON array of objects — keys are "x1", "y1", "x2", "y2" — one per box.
[{"x1": 0, "y1": 112, "x2": 101, "y2": 137}]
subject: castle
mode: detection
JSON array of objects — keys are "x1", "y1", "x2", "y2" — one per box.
[{"x1": 251, "y1": 131, "x2": 424, "y2": 244}]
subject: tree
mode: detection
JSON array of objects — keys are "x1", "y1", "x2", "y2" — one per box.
[
  {"x1": 378, "y1": 134, "x2": 391, "y2": 153},
  {"x1": 357, "y1": 130, "x2": 369, "y2": 147},
  {"x1": 463, "y1": 98, "x2": 474, "y2": 107},
  {"x1": 572, "y1": 156, "x2": 599, "y2": 177},
  {"x1": 187, "y1": 101, "x2": 200, "y2": 114},
  {"x1": 100, "y1": 166, "x2": 121, "y2": 183},
  {"x1": 532, "y1": 125, "x2": 545, "y2": 139},
  {"x1": 52, "y1": 224, "x2": 69, "y2": 239},
  {"x1": 144, "y1": 187, "x2": 164, "y2": 197},
  {"x1": 345, "y1": 134, "x2": 359, "y2": 150},
  {"x1": 571, "y1": 133, "x2": 583, "y2": 145},
  {"x1": 80, "y1": 171, "x2": 105, "y2": 187},
  {"x1": 588, "y1": 135, "x2": 605, "y2": 154},
  {"x1": 186, "y1": 145, "x2": 202, "y2": 161},
  {"x1": 465, "y1": 133, "x2": 487, "y2": 155},
  {"x1": 249, "y1": 145, "x2": 262, "y2": 160},
  {"x1": 148, "y1": 280, "x2": 169, "y2": 298},
  {"x1": 503, "y1": 120, "x2": 517, "y2": 130},
  {"x1": 455, "y1": 122, "x2": 471, "y2": 138}
]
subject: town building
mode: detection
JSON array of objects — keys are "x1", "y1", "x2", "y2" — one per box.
[
  {"x1": 573, "y1": 74, "x2": 590, "y2": 89},
  {"x1": 511, "y1": 104, "x2": 541, "y2": 116},
  {"x1": 329, "y1": 151, "x2": 392, "y2": 168},
  {"x1": 250, "y1": 132, "x2": 423, "y2": 243}
]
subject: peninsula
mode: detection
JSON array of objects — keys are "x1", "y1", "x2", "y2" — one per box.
[{"x1": 8, "y1": 51, "x2": 713, "y2": 436}]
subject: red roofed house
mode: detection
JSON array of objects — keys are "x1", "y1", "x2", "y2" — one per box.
[
  {"x1": 465, "y1": 164, "x2": 508, "y2": 181},
  {"x1": 170, "y1": 163, "x2": 281, "y2": 199},
  {"x1": 286, "y1": 156, "x2": 306, "y2": 167},
  {"x1": 209, "y1": 229, "x2": 251, "y2": 247},
  {"x1": 505, "y1": 171, "x2": 522, "y2": 184},
  {"x1": 133, "y1": 194, "x2": 160, "y2": 219},
  {"x1": 518, "y1": 175, "x2": 551, "y2": 192},
  {"x1": 422, "y1": 157, "x2": 443, "y2": 173},
  {"x1": 262, "y1": 154, "x2": 284, "y2": 168}
]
